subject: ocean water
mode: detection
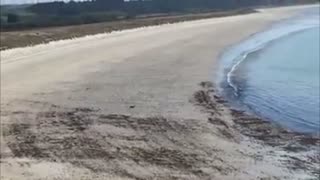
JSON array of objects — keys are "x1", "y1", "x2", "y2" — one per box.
[{"x1": 219, "y1": 7, "x2": 320, "y2": 134}]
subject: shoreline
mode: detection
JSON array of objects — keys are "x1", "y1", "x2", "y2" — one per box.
[
  {"x1": 215, "y1": 9, "x2": 319, "y2": 134},
  {"x1": 218, "y1": 11, "x2": 319, "y2": 90},
  {"x1": 1, "y1": 5, "x2": 319, "y2": 180},
  {"x1": 220, "y1": 26, "x2": 320, "y2": 134},
  {"x1": 194, "y1": 81, "x2": 319, "y2": 156}
]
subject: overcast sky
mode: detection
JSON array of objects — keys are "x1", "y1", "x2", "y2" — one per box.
[{"x1": 1, "y1": 0, "x2": 86, "y2": 5}]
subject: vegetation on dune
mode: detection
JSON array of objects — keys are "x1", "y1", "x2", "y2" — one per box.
[{"x1": 0, "y1": 0, "x2": 317, "y2": 31}]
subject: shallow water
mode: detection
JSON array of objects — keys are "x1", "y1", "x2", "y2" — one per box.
[
  {"x1": 233, "y1": 27, "x2": 319, "y2": 133},
  {"x1": 219, "y1": 7, "x2": 320, "y2": 134}
]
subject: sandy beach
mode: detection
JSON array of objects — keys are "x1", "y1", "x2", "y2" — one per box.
[{"x1": 1, "y1": 5, "x2": 319, "y2": 180}]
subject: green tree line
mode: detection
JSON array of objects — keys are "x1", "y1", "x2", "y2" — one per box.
[
  {"x1": 0, "y1": 0, "x2": 317, "y2": 30},
  {"x1": 28, "y1": 0, "x2": 296, "y2": 15}
]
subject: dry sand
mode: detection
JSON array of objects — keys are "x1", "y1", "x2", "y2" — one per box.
[{"x1": 1, "y1": 5, "x2": 319, "y2": 180}]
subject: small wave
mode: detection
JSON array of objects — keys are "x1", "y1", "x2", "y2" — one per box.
[
  {"x1": 224, "y1": 20, "x2": 319, "y2": 96},
  {"x1": 226, "y1": 45, "x2": 265, "y2": 96}
]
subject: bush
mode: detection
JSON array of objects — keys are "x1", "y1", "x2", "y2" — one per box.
[{"x1": 7, "y1": 13, "x2": 19, "y2": 23}]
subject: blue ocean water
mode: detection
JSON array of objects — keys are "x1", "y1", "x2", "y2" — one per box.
[{"x1": 219, "y1": 7, "x2": 320, "y2": 134}]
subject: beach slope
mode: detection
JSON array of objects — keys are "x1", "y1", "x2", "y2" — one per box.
[{"x1": 1, "y1": 5, "x2": 319, "y2": 180}]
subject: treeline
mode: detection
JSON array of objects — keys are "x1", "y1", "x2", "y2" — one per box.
[
  {"x1": 28, "y1": 0, "x2": 300, "y2": 15},
  {"x1": 0, "y1": 0, "x2": 317, "y2": 30}
]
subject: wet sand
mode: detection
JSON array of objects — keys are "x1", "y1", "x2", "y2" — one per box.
[{"x1": 1, "y1": 5, "x2": 319, "y2": 180}]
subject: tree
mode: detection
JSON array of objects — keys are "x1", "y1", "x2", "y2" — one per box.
[
  {"x1": 95, "y1": 0, "x2": 124, "y2": 10},
  {"x1": 7, "y1": 13, "x2": 19, "y2": 23}
]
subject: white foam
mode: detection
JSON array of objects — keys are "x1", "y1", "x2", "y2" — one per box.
[{"x1": 222, "y1": 10, "x2": 320, "y2": 94}]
